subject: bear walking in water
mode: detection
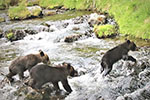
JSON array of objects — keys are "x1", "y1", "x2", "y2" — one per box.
[
  {"x1": 6, "y1": 50, "x2": 51, "y2": 82},
  {"x1": 28, "y1": 62, "x2": 78, "y2": 93},
  {"x1": 100, "y1": 40, "x2": 137, "y2": 76}
]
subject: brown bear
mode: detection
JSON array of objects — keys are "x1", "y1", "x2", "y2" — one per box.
[
  {"x1": 28, "y1": 62, "x2": 78, "y2": 93},
  {"x1": 100, "y1": 40, "x2": 137, "y2": 76},
  {"x1": 6, "y1": 50, "x2": 51, "y2": 82}
]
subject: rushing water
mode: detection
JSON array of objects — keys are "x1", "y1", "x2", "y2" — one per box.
[{"x1": 0, "y1": 11, "x2": 150, "y2": 100}]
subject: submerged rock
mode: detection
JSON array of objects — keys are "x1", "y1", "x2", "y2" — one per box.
[{"x1": 64, "y1": 34, "x2": 82, "y2": 43}]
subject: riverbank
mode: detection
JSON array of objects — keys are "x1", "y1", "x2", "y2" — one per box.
[
  {"x1": 0, "y1": 12, "x2": 150, "y2": 100},
  {"x1": 1, "y1": 0, "x2": 149, "y2": 39}
]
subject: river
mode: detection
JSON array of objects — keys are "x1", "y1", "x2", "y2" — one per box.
[{"x1": 0, "y1": 10, "x2": 150, "y2": 100}]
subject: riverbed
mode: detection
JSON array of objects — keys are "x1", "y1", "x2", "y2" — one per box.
[{"x1": 0, "y1": 10, "x2": 150, "y2": 100}]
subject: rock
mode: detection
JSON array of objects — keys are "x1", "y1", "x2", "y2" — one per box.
[
  {"x1": 42, "y1": 9, "x2": 57, "y2": 16},
  {"x1": 0, "y1": 33, "x2": 3, "y2": 38},
  {"x1": 64, "y1": 34, "x2": 82, "y2": 43},
  {"x1": 5, "y1": 30, "x2": 26, "y2": 42},
  {"x1": 116, "y1": 82, "x2": 150, "y2": 100},
  {"x1": 94, "y1": 24, "x2": 117, "y2": 38},
  {"x1": 0, "y1": 17, "x2": 5, "y2": 22},
  {"x1": 24, "y1": 29, "x2": 38, "y2": 34},
  {"x1": 88, "y1": 13, "x2": 106, "y2": 27},
  {"x1": 27, "y1": 6, "x2": 42, "y2": 17}
]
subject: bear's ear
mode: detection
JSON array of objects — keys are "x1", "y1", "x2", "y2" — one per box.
[
  {"x1": 39, "y1": 50, "x2": 45, "y2": 57},
  {"x1": 126, "y1": 40, "x2": 131, "y2": 44}
]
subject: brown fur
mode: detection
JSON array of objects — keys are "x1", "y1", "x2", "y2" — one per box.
[
  {"x1": 28, "y1": 62, "x2": 77, "y2": 93},
  {"x1": 6, "y1": 50, "x2": 51, "y2": 82}
]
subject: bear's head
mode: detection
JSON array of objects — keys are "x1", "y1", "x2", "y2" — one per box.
[
  {"x1": 62, "y1": 62, "x2": 78, "y2": 77},
  {"x1": 39, "y1": 50, "x2": 51, "y2": 65},
  {"x1": 126, "y1": 40, "x2": 137, "y2": 51}
]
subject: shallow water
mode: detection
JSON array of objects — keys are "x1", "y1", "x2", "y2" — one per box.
[{"x1": 0, "y1": 11, "x2": 150, "y2": 100}]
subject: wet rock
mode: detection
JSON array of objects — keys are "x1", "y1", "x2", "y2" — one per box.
[
  {"x1": 42, "y1": 9, "x2": 57, "y2": 16},
  {"x1": 116, "y1": 82, "x2": 150, "y2": 100},
  {"x1": 62, "y1": 23, "x2": 69, "y2": 28},
  {"x1": 64, "y1": 34, "x2": 82, "y2": 43},
  {"x1": 72, "y1": 27, "x2": 80, "y2": 31},
  {"x1": 0, "y1": 33, "x2": 3, "y2": 38},
  {"x1": 88, "y1": 13, "x2": 106, "y2": 27},
  {"x1": 27, "y1": 6, "x2": 42, "y2": 17},
  {"x1": 74, "y1": 16, "x2": 85, "y2": 24},
  {"x1": 5, "y1": 30, "x2": 26, "y2": 42},
  {"x1": 24, "y1": 29, "x2": 38, "y2": 35},
  {"x1": 0, "y1": 17, "x2": 5, "y2": 22}
]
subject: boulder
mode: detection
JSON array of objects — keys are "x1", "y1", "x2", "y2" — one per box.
[
  {"x1": 0, "y1": 17, "x2": 5, "y2": 22},
  {"x1": 5, "y1": 30, "x2": 26, "y2": 42},
  {"x1": 88, "y1": 13, "x2": 106, "y2": 27},
  {"x1": 64, "y1": 34, "x2": 82, "y2": 43},
  {"x1": 42, "y1": 9, "x2": 57, "y2": 16},
  {"x1": 8, "y1": 6, "x2": 42, "y2": 20},
  {"x1": 27, "y1": 6, "x2": 42, "y2": 17},
  {"x1": 94, "y1": 24, "x2": 117, "y2": 38}
]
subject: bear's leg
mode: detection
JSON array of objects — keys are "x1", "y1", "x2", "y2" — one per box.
[
  {"x1": 27, "y1": 78, "x2": 36, "y2": 88},
  {"x1": 62, "y1": 79, "x2": 72, "y2": 93},
  {"x1": 100, "y1": 64, "x2": 104, "y2": 73},
  {"x1": 34, "y1": 81, "x2": 44, "y2": 89},
  {"x1": 6, "y1": 72, "x2": 16, "y2": 82},
  {"x1": 103, "y1": 65, "x2": 112, "y2": 76},
  {"x1": 52, "y1": 82, "x2": 60, "y2": 90},
  {"x1": 100, "y1": 62, "x2": 107, "y2": 74},
  {"x1": 127, "y1": 56, "x2": 136, "y2": 62},
  {"x1": 18, "y1": 71, "x2": 25, "y2": 80}
]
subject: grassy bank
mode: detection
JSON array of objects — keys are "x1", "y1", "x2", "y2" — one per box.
[
  {"x1": 6, "y1": 0, "x2": 150, "y2": 39},
  {"x1": 95, "y1": 0, "x2": 150, "y2": 39}
]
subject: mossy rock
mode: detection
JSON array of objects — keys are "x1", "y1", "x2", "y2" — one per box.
[
  {"x1": 0, "y1": 17, "x2": 5, "y2": 22},
  {"x1": 6, "y1": 32, "x2": 15, "y2": 41},
  {"x1": 27, "y1": 6, "x2": 42, "y2": 17},
  {"x1": 8, "y1": 5, "x2": 42, "y2": 20},
  {"x1": 94, "y1": 24, "x2": 117, "y2": 38},
  {"x1": 8, "y1": 6, "x2": 31, "y2": 20},
  {"x1": 5, "y1": 30, "x2": 26, "y2": 41}
]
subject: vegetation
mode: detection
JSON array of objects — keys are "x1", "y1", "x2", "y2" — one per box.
[
  {"x1": 8, "y1": 0, "x2": 30, "y2": 20},
  {"x1": 6, "y1": 32, "x2": 15, "y2": 41},
  {"x1": 0, "y1": 17, "x2": 5, "y2": 22},
  {"x1": 4, "y1": 0, "x2": 150, "y2": 39},
  {"x1": 39, "y1": 0, "x2": 64, "y2": 9},
  {"x1": 95, "y1": 0, "x2": 150, "y2": 39},
  {"x1": 94, "y1": 24, "x2": 116, "y2": 38}
]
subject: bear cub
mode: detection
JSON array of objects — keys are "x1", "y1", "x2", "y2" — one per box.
[
  {"x1": 28, "y1": 62, "x2": 78, "y2": 93},
  {"x1": 6, "y1": 50, "x2": 51, "y2": 82},
  {"x1": 100, "y1": 40, "x2": 137, "y2": 76}
]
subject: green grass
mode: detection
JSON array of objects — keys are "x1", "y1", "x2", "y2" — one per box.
[
  {"x1": 6, "y1": 0, "x2": 150, "y2": 39},
  {"x1": 95, "y1": 0, "x2": 150, "y2": 39},
  {"x1": 8, "y1": 6, "x2": 30, "y2": 20},
  {"x1": 39, "y1": 0, "x2": 64, "y2": 9},
  {"x1": 94, "y1": 24, "x2": 116, "y2": 38}
]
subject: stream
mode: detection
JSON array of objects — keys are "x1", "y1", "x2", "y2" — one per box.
[{"x1": 0, "y1": 10, "x2": 150, "y2": 100}]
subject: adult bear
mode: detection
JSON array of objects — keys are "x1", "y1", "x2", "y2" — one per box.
[
  {"x1": 6, "y1": 50, "x2": 51, "y2": 82},
  {"x1": 100, "y1": 40, "x2": 137, "y2": 76},
  {"x1": 28, "y1": 62, "x2": 78, "y2": 93}
]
